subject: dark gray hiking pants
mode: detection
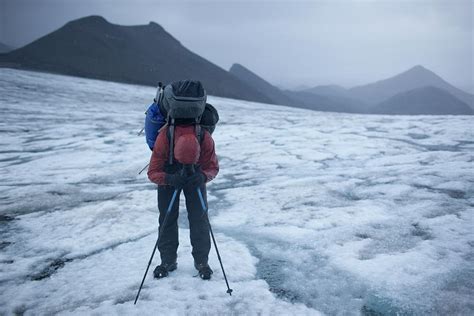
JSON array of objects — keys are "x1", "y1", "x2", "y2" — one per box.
[{"x1": 157, "y1": 184, "x2": 210, "y2": 265}]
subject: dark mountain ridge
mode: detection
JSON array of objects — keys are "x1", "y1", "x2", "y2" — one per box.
[
  {"x1": 229, "y1": 63, "x2": 297, "y2": 106},
  {"x1": 0, "y1": 16, "x2": 272, "y2": 103}
]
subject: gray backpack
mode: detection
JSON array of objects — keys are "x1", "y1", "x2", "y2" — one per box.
[
  {"x1": 161, "y1": 80, "x2": 207, "y2": 119},
  {"x1": 158, "y1": 80, "x2": 209, "y2": 165}
]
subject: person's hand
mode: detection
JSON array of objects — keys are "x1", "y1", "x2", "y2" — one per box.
[
  {"x1": 185, "y1": 172, "x2": 206, "y2": 189},
  {"x1": 165, "y1": 173, "x2": 187, "y2": 190}
]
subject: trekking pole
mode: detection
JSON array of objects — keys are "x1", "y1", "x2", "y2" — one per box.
[
  {"x1": 138, "y1": 163, "x2": 149, "y2": 175},
  {"x1": 137, "y1": 127, "x2": 145, "y2": 136},
  {"x1": 134, "y1": 189, "x2": 179, "y2": 305},
  {"x1": 196, "y1": 187, "x2": 233, "y2": 296}
]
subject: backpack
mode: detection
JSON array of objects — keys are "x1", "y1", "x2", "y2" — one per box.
[
  {"x1": 161, "y1": 80, "x2": 206, "y2": 119},
  {"x1": 144, "y1": 80, "x2": 219, "y2": 160}
]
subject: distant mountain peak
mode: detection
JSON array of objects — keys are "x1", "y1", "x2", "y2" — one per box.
[
  {"x1": 62, "y1": 16, "x2": 180, "y2": 46},
  {"x1": 68, "y1": 15, "x2": 109, "y2": 26},
  {"x1": 148, "y1": 21, "x2": 166, "y2": 30},
  {"x1": 229, "y1": 63, "x2": 267, "y2": 83},
  {"x1": 230, "y1": 63, "x2": 247, "y2": 72},
  {"x1": 66, "y1": 16, "x2": 166, "y2": 32},
  {"x1": 148, "y1": 21, "x2": 161, "y2": 27},
  {"x1": 373, "y1": 85, "x2": 473, "y2": 115},
  {"x1": 349, "y1": 64, "x2": 474, "y2": 109},
  {"x1": 403, "y1": 64, "x2": 437, "y2": 77},
  {"x1": 410, "y1": 64, "x2": 427, "y2": 71},
  {"x1": 229, "y1": 62, "x2": 300, "y2": 106}
]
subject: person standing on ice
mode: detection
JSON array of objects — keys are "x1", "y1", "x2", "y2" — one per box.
[{"x1": 147, "y1": 81, "x2": 219, "y2": 280}]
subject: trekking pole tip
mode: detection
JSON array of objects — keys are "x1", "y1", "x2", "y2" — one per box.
[{"x1": 227, "y1": 288, "x2": 233, "y2": 296}]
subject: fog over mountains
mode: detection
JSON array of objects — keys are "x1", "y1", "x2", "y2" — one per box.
[
  {"x1": 230, "y1": 63, "x2": 473, "y2": 115},
  {"x1": 1, "y1": 16, "x2": 472, "y2": 115}
]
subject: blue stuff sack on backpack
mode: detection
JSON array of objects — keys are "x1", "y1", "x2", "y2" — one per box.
[{"x1": 144, "y1": 102, "x2": 166, "y2": 150}]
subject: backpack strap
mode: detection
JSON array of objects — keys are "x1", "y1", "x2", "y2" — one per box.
[
  {"x1": 195, "y1": 117, "x2": 204, "y2": 144},
  {"x1": 168, "y1": 118, "x2": 175, "y2": 165}
]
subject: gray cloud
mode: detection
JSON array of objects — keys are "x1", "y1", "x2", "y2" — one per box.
[{"x1": 1, "y1": 0, "x2": 472, "y2": 91}]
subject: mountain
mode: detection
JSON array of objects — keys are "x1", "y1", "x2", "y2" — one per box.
[
  {"x1": 229, "y1": 63, "x2": 361, "y2": 113},
  {"x1": 372, "y1": 86, "x2": 473, "y2": 115},
  {"x1": 303, "y1": 84, "x2": 349, "y2": 97},
  {"x1": 229, "y1": 63, "x2": 297, "y2": 106},
  {"x1": 0, "y1": 16, "x2": 271, "y2": 103},
  {"x1": 301, "y1": 84, "x2": 370, "y2": 113},
  {"x1": 293, "y1": 84, "x2": 311, "y2": 91},
  {"x1": 350, "y1": 65, "x2": 474, "y2": 109},
  {"x1": 284, "y1": 90, "x2": 362, "y2": 113},
  {"x1": 0, "y1": 42, "x2": 13, "y2": 53}
]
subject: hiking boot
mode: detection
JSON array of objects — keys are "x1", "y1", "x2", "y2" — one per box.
[
  {"x1": 153, "y1": 262, "x2": 177, "y2": 279},
  {"x1": 195, "y1": 262, "x2": 213, "y2": 280}
]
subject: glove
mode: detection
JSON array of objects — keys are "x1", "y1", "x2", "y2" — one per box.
[
  {"x1": 185, "y1": 172, "x2": 206, "y2": 189},
  {"x1": 165, "y1": 173, "x2": 187, "y2": 190}
]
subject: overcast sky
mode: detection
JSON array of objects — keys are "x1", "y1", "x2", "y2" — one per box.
[{"x1": 1, "y1": 0, "x2": 472, "y2": 91}]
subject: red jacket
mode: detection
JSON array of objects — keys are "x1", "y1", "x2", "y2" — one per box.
[{"x1": 148, "y1": 125, "x2": 219, "y2": 185}]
